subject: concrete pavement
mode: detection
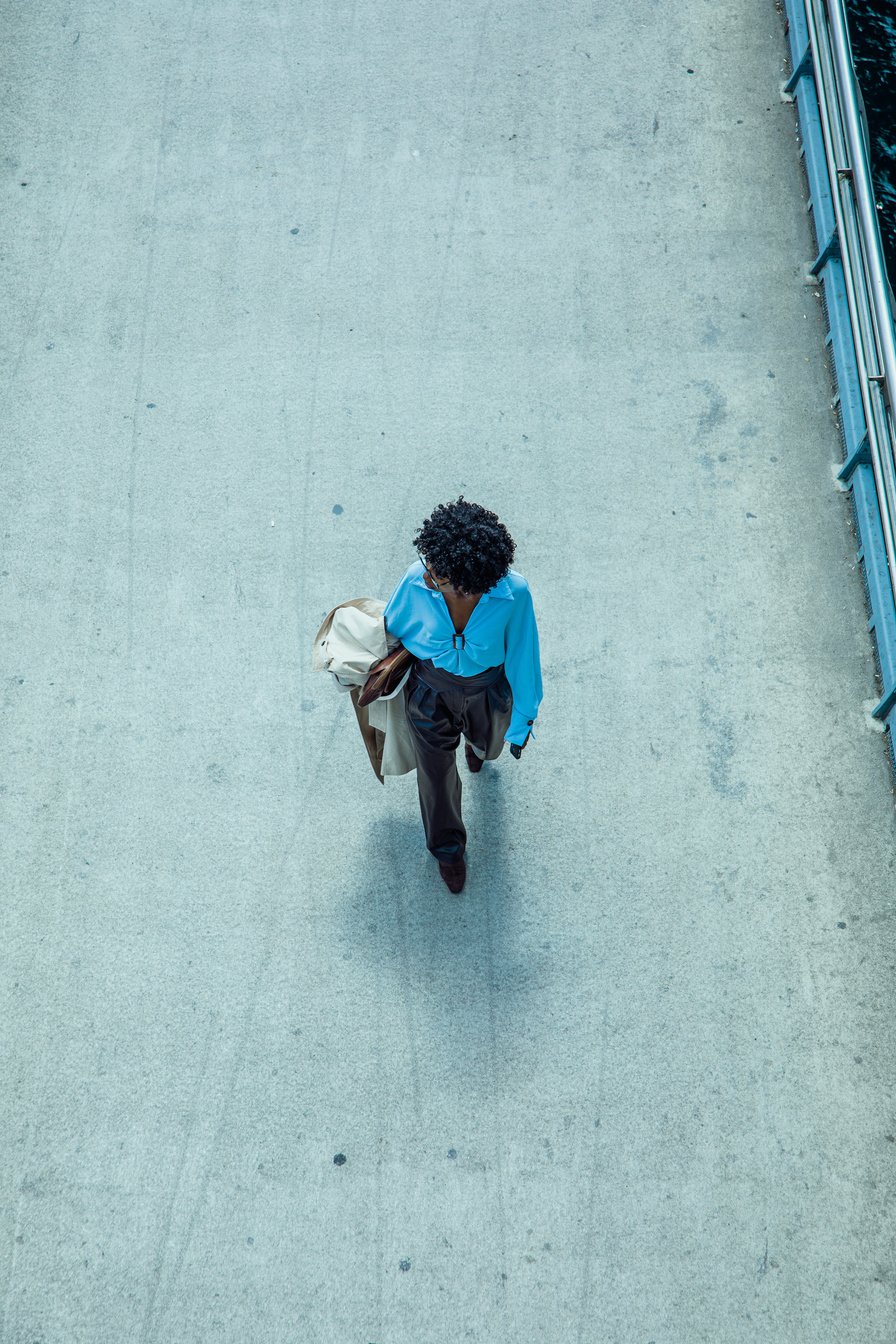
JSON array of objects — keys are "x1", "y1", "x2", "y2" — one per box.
[{"x1": 2, "y1": 1, "x2": 895, "y2": 1340}]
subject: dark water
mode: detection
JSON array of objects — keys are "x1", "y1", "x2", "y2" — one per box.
[{"x1": 845, "y1": 0, "x2": 896, "y2": 283}]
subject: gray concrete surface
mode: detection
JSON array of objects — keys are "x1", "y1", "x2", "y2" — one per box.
[{"x1": 3, "y1": 1, "x2": 896, "y2": 1340}]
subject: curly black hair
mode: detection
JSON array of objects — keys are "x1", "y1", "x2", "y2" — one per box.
[{"x1": 412, "y1": 496, "x2": 516, "y2": 596}]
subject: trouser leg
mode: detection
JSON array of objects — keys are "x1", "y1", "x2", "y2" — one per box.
[
  {"x1": 404, "y1": 673, "x2": 466, "y2": 861},
  {"x1": 403, "y1": 663, "x2": 514, "y2": 862},
  {"x1": 413, "y1": 734, "x2": 466, "y2": 861},
  {"x1": 460, "y1": 671, "x2": 513, "y2": 762}
]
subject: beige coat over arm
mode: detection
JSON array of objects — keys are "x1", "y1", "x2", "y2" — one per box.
[{"x1": 311, "y1": 597, "x2": 418, "y2": 783}]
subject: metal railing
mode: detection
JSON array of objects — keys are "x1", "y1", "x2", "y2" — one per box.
[{"x1": 802, "y1": 0, "x2": 896, "y2": 617}]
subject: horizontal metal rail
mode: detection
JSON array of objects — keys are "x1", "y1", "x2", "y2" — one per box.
[{"x1": 803, "y1": 0, "x2": 896, "y2": 619}]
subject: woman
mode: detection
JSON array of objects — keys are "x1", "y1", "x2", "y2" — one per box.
[{"x1": 383, "y1": 496, "x2": 543, "y2": 894}]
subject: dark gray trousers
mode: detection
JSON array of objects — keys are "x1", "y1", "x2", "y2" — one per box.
[{"x1": 403, "y1": 657, "x2": 513, "y2": 861}]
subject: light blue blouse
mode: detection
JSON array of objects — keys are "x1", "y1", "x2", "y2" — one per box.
[{"x1": 383, "y1": 558, "x2": 543, "y2": 747}]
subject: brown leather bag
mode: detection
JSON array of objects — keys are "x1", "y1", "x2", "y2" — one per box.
[{"x1": 357, "y1": 643, "x2": 415, "y2": 708}]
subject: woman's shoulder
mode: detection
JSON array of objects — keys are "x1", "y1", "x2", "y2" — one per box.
[
  {"x1": 393, "y1": 558, "x2": 424, "y2": 587},
  {"x1": 385, "y1": 559, "x2": 422, "y2": 613},
  {"x1": 503, "y1": 568, "x2": 531, "y2": 595}
]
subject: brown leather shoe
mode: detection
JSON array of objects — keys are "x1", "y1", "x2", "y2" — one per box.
[
  {"x1": 438, "y1": 854, "x2": 466, "y2": 893},
  {"x1": 464, "y1": 743, "x2": 484, "y2": 773}
]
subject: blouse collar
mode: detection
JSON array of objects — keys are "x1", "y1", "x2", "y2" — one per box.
[{"x1": 410, "y1": 561, "x2": 515, "y2": 602}]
